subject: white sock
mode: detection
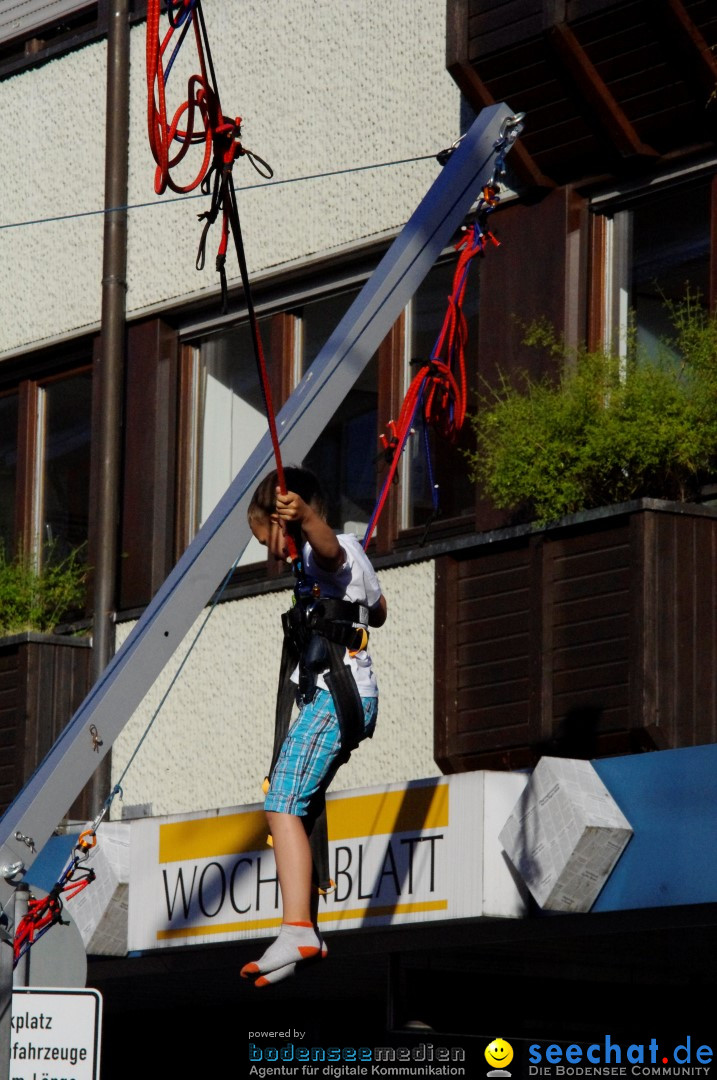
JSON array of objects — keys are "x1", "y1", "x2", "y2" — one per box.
[
  {"x1": 254, "y1": 940, "x2": 328, "y2": 988},
  {"x1": 240, "y1": 921, "x2": 320, "y2": 979}
]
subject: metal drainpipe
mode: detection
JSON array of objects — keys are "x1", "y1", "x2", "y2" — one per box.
[{"x1": 88, "y1": 0, "x2": 130, "y2": 815}]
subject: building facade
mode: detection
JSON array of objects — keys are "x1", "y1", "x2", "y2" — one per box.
[{"x1": 2, "y1": 0, "x2": 717, "y2": 1075}]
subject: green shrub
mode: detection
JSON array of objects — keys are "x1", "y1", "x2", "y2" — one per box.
[
  {"x1": 0, "y1": 544, "x2": 88, "y2": 636},
  {"x1": 466, "y1": 298, "x2": 717, "y2": 525}
]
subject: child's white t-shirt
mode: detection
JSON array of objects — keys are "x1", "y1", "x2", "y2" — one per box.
[{"x1": 293, "y1": 532, "x2": 382, "y2": 698}]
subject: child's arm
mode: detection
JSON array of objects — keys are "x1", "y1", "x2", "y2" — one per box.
[
  {"x1": 274, "y1": 488, "x2": 343, "y2": 572},
  {"x1": 369, "y1": 594, "x2": 388, "y2": 627}
]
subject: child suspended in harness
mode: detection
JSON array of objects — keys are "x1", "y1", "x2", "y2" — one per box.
[{"x1": 241, "y1": 466, "x2": 387, "y2": 987}]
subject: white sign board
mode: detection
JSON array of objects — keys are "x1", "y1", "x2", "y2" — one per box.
[
  {"x1": 129, "y1": 772, "x2": 528, "y2": 950},
  {"x1": 10, "y1": 988, "x2": 102, "y2": 1080}
]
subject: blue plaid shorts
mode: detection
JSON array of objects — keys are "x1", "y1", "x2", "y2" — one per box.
[{"x1": 264, "y1": 689, "x2": 378, "y2": 817}]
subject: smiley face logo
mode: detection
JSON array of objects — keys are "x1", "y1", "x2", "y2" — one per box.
[{"x1": 485, "y1": 1038, "x2": 514, "y2": 1071}]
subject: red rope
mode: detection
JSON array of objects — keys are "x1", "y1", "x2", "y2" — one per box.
[
  {"x1": 13, "y1": 871, "x2": 94, "y2": 967},
  {"x1": 363, "y1": 206, "x2": 500, "y2": 550},
  {"x1": 145, "y1": 2, "x2": 298, "y2": 561},
  {"x1": 146, "y1": 0, "x2": 219, "y2": 195}
]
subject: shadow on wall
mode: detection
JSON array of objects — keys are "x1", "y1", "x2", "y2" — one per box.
[{"x1": 539, "y1": 705, "x2": 604, "y2": 762}]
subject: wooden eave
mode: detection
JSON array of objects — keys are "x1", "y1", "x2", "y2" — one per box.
[{"x1": 447, "y1": 0, "x2": 717, "y2": 188}]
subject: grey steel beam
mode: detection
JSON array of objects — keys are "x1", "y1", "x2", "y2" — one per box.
[{"x1": 0, "y1": 102, "x2": 519, "y2": 898}]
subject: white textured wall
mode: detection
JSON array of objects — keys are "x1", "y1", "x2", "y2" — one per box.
[
  {"x1": 1, "y1": 1, "x2": 454, "y2": 815},
  {"x1": 111, "y1": 558, "x2": 437, "y2": 819},
  {"x1": 1, "y1": 0, "x2": 461, "y2": 354},
  {"x1": 0, "y1": 42, "x2": 107, "y2": 351}
]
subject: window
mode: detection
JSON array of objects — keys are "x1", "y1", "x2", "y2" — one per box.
[
  {"x1": 298, "y1": 289, "x2": 379, "y2": 537},
  {"x1": 597, "y1": 175, "x2": 712, "y2": 356},
  {"x1": 38, "y1": 371, "x2": 92, "y2": 557},
  {"x1": 183, "y1": 245, "x2": 482, "y2": 570},
  {"x1": 403, "y1": 258, "x2": 478, "y2": 531},
  {"x1": 0, "y1": 364, "x2": 92, "y2": 564},
  {"x1": 0, "y1": 394, "x2": 19, "y2": 559},
  {"x1": 192, "y1": 319, "x2": 275, "y2": 565}
]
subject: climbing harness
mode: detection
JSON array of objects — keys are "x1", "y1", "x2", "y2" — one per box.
[
  {"x1": 362, "y1": 113, "x2": 525, "y2": 550},
  {"x1": 13, "y1": 829, "x2": 97, "y2": 969},
  {"x1": 267, "y1": 590, "x2": 371, "y2": 893}
]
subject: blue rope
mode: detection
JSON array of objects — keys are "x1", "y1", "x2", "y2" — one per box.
[
  {"x1": 421, "y1": 407, "x2": 439, "y2": 516},
  {"x1": 164, "y1": 2, "x2": 197, "y2": 83},
  {"x1": 0, "y1": 154, "x2": 436, "y2": 233}
]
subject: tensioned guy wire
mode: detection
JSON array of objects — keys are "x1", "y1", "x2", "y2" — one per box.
[
  {"x1": 0, "y1": 152, "x2": 437, "y2": 232},
  {"x1": 107, "y1": 547, "x2": 243, "y2": 807}
]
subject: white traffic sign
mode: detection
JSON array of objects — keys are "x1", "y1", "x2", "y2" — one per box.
[{"x1": 9, "y1": 988, "x2": 101, "y2": 1080}]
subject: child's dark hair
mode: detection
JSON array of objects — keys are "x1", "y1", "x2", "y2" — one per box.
[{"x1": 248, "y1": 466, "x2": 328, "y2": 522}]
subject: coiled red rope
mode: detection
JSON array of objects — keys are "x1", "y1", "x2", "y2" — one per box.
[
  {"x1": 13, "y1": 831, "x2": 96, "y2": 968},
  {"x1": 145, "y1": 1, "x2": 298, "y2": 563},
  {"x1": 146, "y1": 0, "x2": 218, "y2": 195},
  {"x1": 363, "y1": 189, "x2": 501, "y2": 549}
]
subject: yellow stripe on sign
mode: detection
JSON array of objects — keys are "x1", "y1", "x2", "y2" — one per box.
[
  {"x1": 156, "y1": 899, "x2": 448, "y2": 940},
  {"x1": 159, "y1": 810, "x2": 270, "y2": 863},
  {"x1": 317, "y1": 899, "x2": 447, "y2": 922},
  {"x1": 326, "y1": 783, "x2": 449, "y2": 841},
  {"x1": 158, "y1": 781, "x2": 449, "y2": 863},
  {"x1": 158, "y1": 915, "x2": 282, "y2": 940}
]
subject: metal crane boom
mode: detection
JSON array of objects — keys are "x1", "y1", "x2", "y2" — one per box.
[{"x1": 0, "y1": 102, "x2": 518, "y2": 897}]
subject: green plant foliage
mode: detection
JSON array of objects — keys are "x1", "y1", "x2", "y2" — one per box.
[
  {"x1": 0, "y1": 544, "x2": 88, "y2": 636},
  {"x1": 466, "y1": 299, "x2": 717, "y2": 525}
]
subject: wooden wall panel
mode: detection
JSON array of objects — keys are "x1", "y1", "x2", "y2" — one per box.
[
  {"x1": 435, "y1": 506, "x2": 717, "y2": 772},
  {"x1": 436, "y1": 539, "x2": 543, "y2": 770},
  {"x1": 452, "y1": 0, "x2": 717, "y2": 185},
  {"x1": 0, "y1": 637, "x2": 92, "y2": 816},
  {"x1": 478, "y1": 188, "x2": 572, "y2": 384},
  {"x1": 475, "y1": 187, "x2": 588, "y2": 532},
  {"x1": 118, "y1": 319, "x2": 178, "y2": 611},
  {"x1": 468, "y1": 0, "x2": 543, "y2": 59},
  {"x1": 0, "y1": 646, "x2": 23, "y2": 811},
  {"x1": 548, "y1": 522, "x2": 631, "y2": 739},
  {"x1": 642, "y1": 512, "x2": 717, "y2": 749}
]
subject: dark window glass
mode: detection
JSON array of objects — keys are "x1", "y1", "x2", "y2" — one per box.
[
  {"x1": 631, "y1": 183, "x2": 710, "y2": 353},
  {"x1": 0, "y1": 394, "x2": 18, "y2": 558},
  {"x1": 406, "y1": 258, "x2": 478, "y2": 528},
  {"x1": 41, "y1": 372, "x2": 92, "y2": 558},
  {"x1": 300, "y1": 290, "x2": 379, "y2": 535}
]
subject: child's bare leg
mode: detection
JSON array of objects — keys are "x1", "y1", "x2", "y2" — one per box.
[
  {"x1": 267, "y1": 810, "x2": 313, "y2": 922},
  {"x1": 240, "y1": 810, "x2": 322, "y2": 982}
]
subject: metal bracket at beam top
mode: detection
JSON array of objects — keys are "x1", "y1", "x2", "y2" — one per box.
[{"x1": 0, "y1": 102, "x2": 518, "y2": 891}]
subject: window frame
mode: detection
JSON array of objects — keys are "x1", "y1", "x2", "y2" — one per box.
[
  {"x1": 177, "y1": 292, "x2": 397, "y2": 579},
  {"x1": 0, "y1": 350, "x2": 93, "y2": 564},
  {"x1": 174, "y1": 239, "x2": 484, "y2": 583},
  {"x1": 173, "y1": 222, "x2": 496, "y2": 587},
  {"x1": 588, "y1": 162, "x2": 717, "y2": 353},
  {"x1": 0, "y1": 1, "x2": 147, "y2": 81},
  {"x1": 396, "y1": 251, "x2": 480, "y2": 544}
]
